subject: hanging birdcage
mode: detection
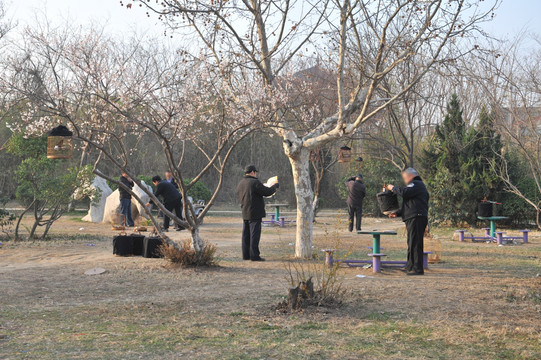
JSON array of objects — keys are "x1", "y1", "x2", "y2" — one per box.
[
  {"x1": 47, "y1": 125, "x2": 73, "y2": 159},
  {"x1": 338, "y1": 146, "x2": 351, "y2": 163}
]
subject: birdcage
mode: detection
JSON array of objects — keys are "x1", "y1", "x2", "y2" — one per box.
[
  {"x1": 47, "y1": 125, "x2": 73, "y2": 159},
  {"x1": 338, "y1": 146, "x2": 351, "y2": 163},
  {"x1": 376, "y1": 190, "x2": 400, "y2": 215}
]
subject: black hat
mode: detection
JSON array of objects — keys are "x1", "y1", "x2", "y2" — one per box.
[
  {"x1": 356, "y1": 174, "x2": 363, "y2": 179},
  {"x1": 244, "y1": 165, "x2": 258, "y2": 174}
]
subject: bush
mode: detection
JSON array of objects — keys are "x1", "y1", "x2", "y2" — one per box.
[
  {"x1": 185, "y1": 178, "x2": 212, "y2": 202},
  {"x1": 0, "y1": 198, "x2": 15, "y2": 239},
  {"x1": 160, "y1": 240, "x2": 217, "y2": 267}
]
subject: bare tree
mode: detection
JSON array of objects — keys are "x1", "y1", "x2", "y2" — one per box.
[
  {"x1": 130, "y1": 0, "x2": 498, "y2": 257},
  {"x1": 471, "y1": 36, "x2": 541, "y2": 227}
]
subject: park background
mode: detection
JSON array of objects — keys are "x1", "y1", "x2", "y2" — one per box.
[{"x1": 0, "y1": 0, "x2": 540, "y2": 359}]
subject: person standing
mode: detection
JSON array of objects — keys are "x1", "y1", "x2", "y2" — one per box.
[
  {"x1": 164, "y1": 171, "x2": 179, "y2": 189},
  {"x1": 119, "y1": 170, "x2": 135, "y2": 227},
  {"x1": 386, "y1": 168, "x2": 429, "y2": 276},
  {"x1": 147, "y1": 175, "x2": 183, "y2": 232},
  {"x1": 345, "y1": 174, "x2": 366, "y2": 232},
  {"x1": 236, "y1": 165, "x2": 279, "y2": 261}
]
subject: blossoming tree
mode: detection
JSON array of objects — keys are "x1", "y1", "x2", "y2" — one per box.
[{"x1": 130, "y1": 0, "x2": 498, "y2": 257}]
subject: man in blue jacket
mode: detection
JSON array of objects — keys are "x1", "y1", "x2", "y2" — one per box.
[
  {"x1": 386, "y1": 168, "x2": 429, "y2": 275},
  {"x1": 237, "y1": 165, "x2": 279, "y2": 261}
]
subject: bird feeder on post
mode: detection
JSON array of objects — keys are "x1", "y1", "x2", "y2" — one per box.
[
  {"x1": 338, "y1": 146, "x2": 351, "y2": 163},
  {"x1": 47, "y1": 125, "x2": 73, "y2": 159}
]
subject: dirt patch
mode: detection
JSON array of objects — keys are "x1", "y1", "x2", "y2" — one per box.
[{"x1": 0, "y1": 215, "x2": 540, "y2": 359}]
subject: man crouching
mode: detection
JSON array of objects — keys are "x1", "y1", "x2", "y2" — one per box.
[{"x1": 386, "y1": 168, "x2": 429, "y2": 275}]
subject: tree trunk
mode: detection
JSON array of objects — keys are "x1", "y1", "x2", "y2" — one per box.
[
  {"x1": 191, "y1": 227, "x2": 205, "y2": 253},
  {"x1": 289, "y1": 147, "x2": 314, "y2": 258}
]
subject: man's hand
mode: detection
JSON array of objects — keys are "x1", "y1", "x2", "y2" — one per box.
[
  {"x1": 145, "y1": 203, "x2": 151, "y2": 208},
  {"x1": 386, "y1": 184, "x2": 395, "y2": 191},
  {"x1": 388, "y1": 212, "x2": 397, "y2": 218}
]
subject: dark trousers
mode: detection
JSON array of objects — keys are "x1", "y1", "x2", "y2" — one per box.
[
  {"x1": 163, "y1": 201, "x2": 182, "y2": 230},
  {"x1": 348, "y1": 205, "x2": 363, "y2": 232},
  {"x1": 405, "y1": 216, "x2": 427, "y2": 273},
  {"x1": 120, "y1": 198, "x2": 134, "y2": 227},
  {"x1": 242, "y1": 219, "x2": 262, "y2": 260}
]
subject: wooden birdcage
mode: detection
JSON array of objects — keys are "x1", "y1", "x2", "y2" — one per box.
[
  {"x1": 47, "y1": 125, "x2": 73, "y2": 159},
  {"x1": 338, "y1": 146, "x2": 351, "y2": 163}
]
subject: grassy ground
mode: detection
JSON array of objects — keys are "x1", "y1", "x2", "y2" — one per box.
[{"x1": 0, "y1": 214, "x2": 540, "y2": 359}]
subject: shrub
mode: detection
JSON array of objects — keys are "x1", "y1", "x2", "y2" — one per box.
[
  {"x1": 185, "y1": 178, "x2": 212, "y2": 202},
  {"x1": 160, "y1": 240, "x2": 217, "y2": 267},
  {"x1": 0, "y1": 198, "x2": 15, "y2": 239}
]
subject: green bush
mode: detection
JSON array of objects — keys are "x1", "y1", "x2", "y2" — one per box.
[{"x1": 185, "y1": 178, "x2": 212, "y2": 202}]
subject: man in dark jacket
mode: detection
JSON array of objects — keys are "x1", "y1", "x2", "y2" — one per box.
[
  {"x1": 119, "y1": 171, "x2": 135, "y2": 227},
  {"x1": 345, "y1": 174, "x2": 366, "y2": 232},
  {"x1": 147, "y1": 175, "x2": 183, "y2": 232},
  {"x1": 386, "y1": 168, "x2": 429, "y2": 275},
  {"x1": 236, "y1": 165, "x2": 279, "y2": 261}
]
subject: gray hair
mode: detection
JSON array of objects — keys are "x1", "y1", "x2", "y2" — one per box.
[{"x1": 403, "y1": 168, "x2": 419, "y2": 176}]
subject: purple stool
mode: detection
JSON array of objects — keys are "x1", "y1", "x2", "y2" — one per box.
[
  {"x1": 367, "y1": 253, "x2": 387, "y2": 273},
  {"x1": 496, "y1": 231, "x2": 506, "y2": 245},
  {"x1": 423, "y1": 251, "x2": 433, "y2": 270},
  {"x1": 520, "y1": 230, "x2": 530, "y2": 243},
  {"x1": 322, "y1": 249, "x2": 335, "y2": 268},
  {"x1": 456, "y1": 230, "x2": 466, "y2": 242}
]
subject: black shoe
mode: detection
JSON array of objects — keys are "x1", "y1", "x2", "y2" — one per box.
[
  {"x1": 406, "y1": 272, "x2": 424, "y2": 276},
  {"x1": 243, "y1": 258, "x2": 250, "y2": 261},
  {"x1": 251, "y1": 257, "x2": 266, "y2": 262},
  {"x1": 175, "y1": 227, "x2": 184, "y2": 231}
]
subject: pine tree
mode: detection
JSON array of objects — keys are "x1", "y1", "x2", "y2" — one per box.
[{"x1": 419, "y1": 95, "x2": 504, "y2": 226}]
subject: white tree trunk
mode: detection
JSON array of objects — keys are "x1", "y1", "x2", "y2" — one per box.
[
  {"x1": 191, "y1": 227, "x2": 205, "y2": 253},
  {"x1": 289, "y1": 147, "x2": 314, "y2": 258}
]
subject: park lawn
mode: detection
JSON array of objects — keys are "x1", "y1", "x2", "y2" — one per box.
[{"x1": 0, "y1": 215, "x2": 540, "y2": 359}]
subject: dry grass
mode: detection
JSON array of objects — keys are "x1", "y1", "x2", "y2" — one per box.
[
  {"x1": 160, "y1": 240, "x2": 218, "y2": 267},
  {"x1": 0, "y1": 215, "x2": 540, "y2": 359}
]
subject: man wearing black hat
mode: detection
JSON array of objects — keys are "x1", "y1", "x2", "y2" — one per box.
[
  {"x1": 345, "y1": 174, "x2": 366, "y2": 232},
  {"x1": 237, "y1": 165, "x2": 279, "y2": 261}
]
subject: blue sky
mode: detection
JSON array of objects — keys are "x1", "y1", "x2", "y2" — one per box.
[{"x1": 6, "y1": 0, "x2": 541, "y2": 40}]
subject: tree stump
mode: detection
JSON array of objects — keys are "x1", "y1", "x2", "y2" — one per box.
[{"x1": 288, "y1": 286, "x2": 300, "y2": 311}]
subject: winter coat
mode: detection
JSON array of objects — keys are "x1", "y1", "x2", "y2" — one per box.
[
  {"x1": 119, "y1": 176, "x2": 134, "y2": 199},
  {"x1": 345, "y1": 178, "x2": 366, "y2": 208},
  {"x1": 237, "y1": 175, "x2": 278, "y2": 220},
  {"x1": 154, "y1": 180, "x2": 182, "y2": 206},
  {"x1": 392, "y1": 176, "x2": 429, "y2": 221}
]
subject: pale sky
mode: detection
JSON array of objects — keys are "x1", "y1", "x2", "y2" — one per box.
[{"x1": 6, "y1": 0, "x2": 541, "y2": 42}]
